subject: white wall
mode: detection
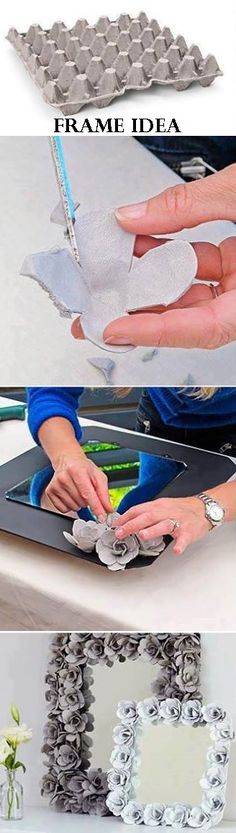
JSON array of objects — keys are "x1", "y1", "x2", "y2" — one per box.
[{"x1": 0, "y1": 633, "x2": 235, "y2": 819}]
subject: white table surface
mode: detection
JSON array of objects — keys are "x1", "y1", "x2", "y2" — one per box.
[
  {"x1": 1, "y1": 136, "x2": 236, "y2": 386},
  {"x1": 0, "y1": 397, "x2": 236, "y2": 632},
  {"x1": 0, "y1": 807, "x2": 234, "y2": 833}
]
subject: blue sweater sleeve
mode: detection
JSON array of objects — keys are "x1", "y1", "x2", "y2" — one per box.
[{"x1": 27, "y1": 388, "x2": 84, "y2": 444}]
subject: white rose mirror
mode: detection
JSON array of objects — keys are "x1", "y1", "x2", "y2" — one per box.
[{"x1": 107, "y1": 698, "x2": 234, "y2": 829}]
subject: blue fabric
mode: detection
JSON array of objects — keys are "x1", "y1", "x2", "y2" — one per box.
[
  {"x1": 27, "y1": 388, "x2": 84, "y2": 443},
  {"x1": 148, "y1": 388, "x2": 236, "y2": 428},
  {"x1": 27, "y1": 387, "x2": 236, "y2": 437}
]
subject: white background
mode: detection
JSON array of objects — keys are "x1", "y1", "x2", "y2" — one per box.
[
  {"x1": 0, "y1": 632, "x2": 236, "y2": 820},
  {"x1": 0, "y1": 0, "x2": 235, "y2": 136}
]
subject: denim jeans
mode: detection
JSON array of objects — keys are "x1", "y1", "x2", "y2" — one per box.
[
  {"x1": 136, "y1": 390, "x2": 236, "y2": 455},
  {"x1": 137, "y1": 137, "x2": 236, "y2": 178}
]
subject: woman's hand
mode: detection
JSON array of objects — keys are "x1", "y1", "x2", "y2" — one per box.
[
  {"x1": 71, "y1": 164, "x2": 236, "y2": 349},
  {"x1": 113, "y1": 496, "x2": 213, "y2": 555},
  {"x1": 45, "y1": 448, "x2": 113, "y2": 519}
]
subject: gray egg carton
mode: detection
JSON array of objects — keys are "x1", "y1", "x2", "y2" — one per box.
[{"x1": 7, "y1": 12, "x2": 222, "y2": 114}]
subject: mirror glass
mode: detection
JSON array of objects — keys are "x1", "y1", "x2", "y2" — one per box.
[
  {"x1": 5, "y1": 439, "x2": 185, "y2": 514},
  {"x1": 90, "y1": 660, "x2": 161, "y2": 770},
  {"x1": 136, "y1": 724, "x2": 209, "y2": 805}
]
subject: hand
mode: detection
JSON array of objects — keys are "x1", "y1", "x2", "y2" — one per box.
[
  {"x1": 113, "y1": 496, "x2": 213, "y2": 555},
  {"x1": 45, "y1": 446, "x2": 113, "y2": 519},
  {"x1": 71, "y1": 165, "x2": 236, "y2": 349}
]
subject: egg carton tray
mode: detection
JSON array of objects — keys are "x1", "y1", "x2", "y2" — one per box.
[{"x1": 7, "y1": 12, "x2": 222, "y2": 114}]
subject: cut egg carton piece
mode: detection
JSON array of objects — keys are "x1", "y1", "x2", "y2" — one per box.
[{"x1": 7, "y1": 12, "x2": 222, "y2": 114}]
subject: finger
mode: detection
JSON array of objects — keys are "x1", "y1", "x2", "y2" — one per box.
[
  {"x1": 114, "y1": 165, "x2": 236, "y2": 235},
  {"x1": 114, "y1": 504, "x2": 152, "y2": 526},
  {"x1": 134, "y1": 237, "x2": 223, "y2": 283},
  {"x1": 115, "y1": 514, "x2": 174, "y2": 539},
  {"x1": 46, "y1": 490, "x2": 75, "y2": 514},
  {"x1": 91, "y1": 472, "x2": 113, "y2": 514},
  {"x1": 138, "y1": 520, "x2": 178, "y2": 539},
  {"x1": 104, "y1": 297, "x2": 231, "y2": 349},
  {"x1": 71, "y1": 317, "x2": 85, "y2": 340},
  {"x1": 54, "y1": 473, "x2": 84, "y2": 505},
  {"x1": 81, "y1": 481, "x2": 109, "y2": 521},
  {"x1": 172, "y1": 529, "x2": 193, "y2": 555}
]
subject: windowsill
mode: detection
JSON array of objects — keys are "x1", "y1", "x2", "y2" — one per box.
[{"x1": 0, "y1": 807, "x2": 234, "y2": 832}]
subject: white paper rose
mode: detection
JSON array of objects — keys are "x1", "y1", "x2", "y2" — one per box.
[
  {"x1": 110, "y1": 746, "x2": 134, "y2": 771},
  {"x1": 113, "y1": 724, "x2": 134, "y2": 747},
  {"x1": 200, "y1": 764, "x2": 227, "y2": 790},
  {"x1": 96, "y1": 529, "x2": 140, "y2": 571},
  {"x1": 137, "y1": 697, "x2": 159, "y2": 722},
  {"x1": 207, "y1": 743, "x2": 229, "y2": 767},
  {"x1": 143, "y1": 803, "x2": 165, "y2": 826},
  {"x1": 210, "y1": 720, "x2": 235, "y2": 742},
  {"x1": 201, "y1": 793, "x2": 225, "y2": 816},
  {"x1": 121, "y1": 801, "x2": 144, "y2": 825},
  {"x1": 159, "y1": 698, "x2": 181, "y2": 723},
  {"x1": 64, "y1": 518, "x2": 105, "y2": 552},
  {"x1": 164, "y1": 803, "x2": 190, "y2": 827},
  {"x1": 117, "y1": 701, "x2": 138, "y2": 725},
  {"x1": 106, "y1": 788, "x2": 127, "y2": 816},
  {"x1": 188, "y1": 806, "x2": 211, "y2": 827},
  {"x1": 202, "y1": 704, "x2": 226, "y2": 724},
  {"x1": 181, "y1": 700, "x2": 202, "y2": 726},
  {"x1": 107, "y1": 768, "x2": 130, "y2": 791}
]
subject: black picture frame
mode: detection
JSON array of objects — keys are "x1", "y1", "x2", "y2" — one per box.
[{"x1": 0, "y1": 425, "x2": 235, "y2": 569}]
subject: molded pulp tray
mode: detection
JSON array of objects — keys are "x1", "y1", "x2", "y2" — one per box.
[{"x1": 7, "y1": 12, "x2": 222, "y2": 114}]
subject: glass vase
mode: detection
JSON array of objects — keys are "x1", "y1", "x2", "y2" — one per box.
[{"x1": 0, "y1": 771, "x2": 23, "y2": 820}]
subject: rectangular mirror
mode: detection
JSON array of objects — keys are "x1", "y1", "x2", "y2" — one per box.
[
  {"x1": 137, "y1": 724, "x2": 209, "y2": 805},
  {"x1": 5, "y1": 439, "x2": 185, "y2": 514}
]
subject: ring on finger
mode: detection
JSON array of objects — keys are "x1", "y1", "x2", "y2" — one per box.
[{"x1": 169, "y1": 519, "x2": 181, "y2": 533}]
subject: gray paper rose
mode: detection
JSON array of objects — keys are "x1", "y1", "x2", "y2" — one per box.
[
  {"x1": 121, "y1": 801, "x2": 144, "y2": 825},
  {"x1": 137, "y1": 697, "x2": 159, "y2": 722},
  {"x1": 164, "y1": 804, "x2": 190, "y2": 827},
  {"x1": 63, "y1": 514, "x2": 164, "y2": 570},
  {"x1": 181, "y1": 700, "x2": 202, "y2": 726},
  {"x1": 117, "y1": 700, "x2": 138, "y2": 725},
  {"x1": 64, "y1": 518, "x2": 106, "y2": 552},
  {"x1": 143, "y1": 803, "x2": 165, "y2": 825},
  {"x1": 106, "y1": 788, "x2": 127, "y2": 816},
  {"x1": 159, "y1": 698, "x2": 181, "y2": 723},
  {"x1": 96, "y1": 528, "x2": 139, "y2": 571},
  {"x1": 188, "y1": 807, "x2": 211, "y2": 828}
]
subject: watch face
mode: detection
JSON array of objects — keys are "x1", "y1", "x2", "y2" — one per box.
[{"x1": 208, "y1": 502, "x2": 224, "y2": 522}]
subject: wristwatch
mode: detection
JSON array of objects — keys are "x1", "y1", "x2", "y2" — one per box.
[{"x1": 197, "y1": 493, "x2": 225, "y2": 529}]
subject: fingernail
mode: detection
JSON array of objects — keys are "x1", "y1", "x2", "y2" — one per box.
[
  {"x1": 115, "y1": 528, "x2": 124, "y2": 538},
  {"x1": 115, "y1": 202, "x2": 147, "y2": 220},
  {"x1": 98, "y1": 514, "x2": 105, "y2": 522},
  {"x1": 104, "y1": 336, "x2": 131, "y2": 346}
]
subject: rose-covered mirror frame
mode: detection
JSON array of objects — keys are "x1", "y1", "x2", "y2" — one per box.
[
  {"x1": 42, "y1": 633, "x2": 201, "y2": 815},
  {"x1": 107, "y1": 697, "x2": 234, "y2": 829}
]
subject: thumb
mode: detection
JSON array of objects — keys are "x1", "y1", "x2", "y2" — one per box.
[{"x1": 115, "y1": 165, "x2": 236, "y2": 235}]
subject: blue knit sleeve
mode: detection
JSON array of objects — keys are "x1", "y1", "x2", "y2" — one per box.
[{"x1": 27, "y1": 388, "x2": 84, "y2": 444}]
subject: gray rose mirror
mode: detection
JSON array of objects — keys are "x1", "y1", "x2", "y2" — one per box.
[
  {"x1": 42, "y1": 633, "x2": 202, "y2": 816},
  {"x1": 107, "y1": 697, "x2": 234, "y2": 828}
]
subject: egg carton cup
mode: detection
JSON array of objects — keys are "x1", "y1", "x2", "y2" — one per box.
[{"x1": 7, "y1": 12, "x2": 222, "y2": 114}]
